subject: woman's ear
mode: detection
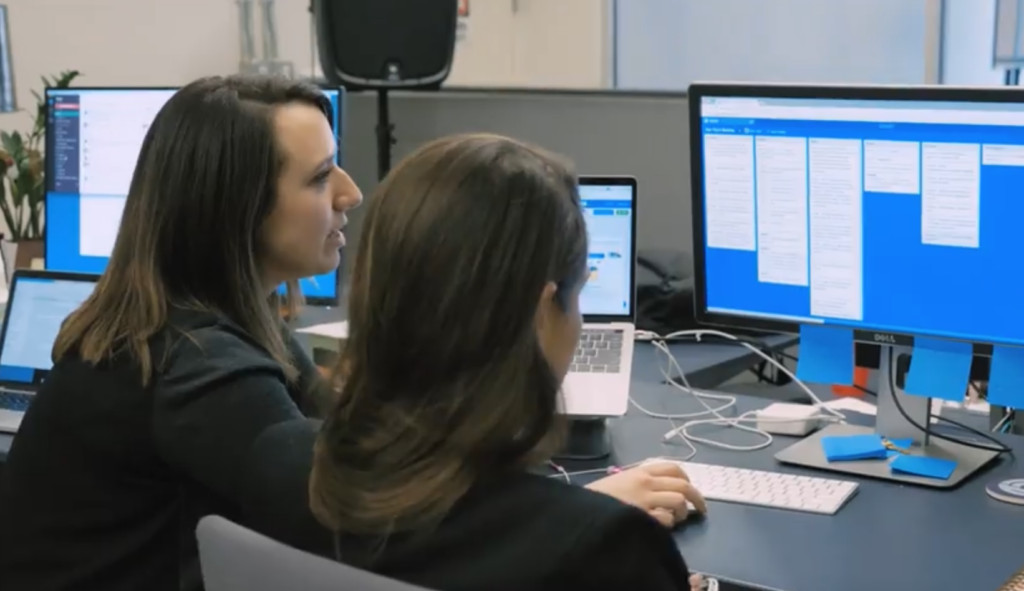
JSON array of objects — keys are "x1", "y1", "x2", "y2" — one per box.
[{"x1": 535, "y1": 281, "x2": 559, "y2": 332}]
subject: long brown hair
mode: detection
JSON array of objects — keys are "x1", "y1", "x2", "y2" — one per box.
[
  {"x1": 52, "y1": 75, "x2": 332, "y2": 383},
  {"x1": 309, "y1": 134, "x2": 588, "y2": 537}
]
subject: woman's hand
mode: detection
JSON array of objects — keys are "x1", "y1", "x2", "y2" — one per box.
[{"x1": 584, "y1": 461, "x2": 707, "y2": 527}]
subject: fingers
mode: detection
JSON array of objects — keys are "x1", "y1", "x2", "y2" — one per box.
[
  {"x1": 647, "y1": 491, "x2": 688, "y2": 514},
  {"x1": 649, "y1": 507, "x2": 675, "y2": 528},
  {"x1": 650, "y1": 476, "x2": 708, "y2": 514},
  {"x1": 690, "y1": 573, "x2": 705, "y2": 591},
  {"x1": 640, "y1": 461, "x2": 690, "y2": 481}
]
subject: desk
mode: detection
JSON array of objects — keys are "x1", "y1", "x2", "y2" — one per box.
[
  {"x1": 606, "y1": 343, "x2": 1024, "y2": 591},
  {"x1": 0, "y1": 314, "x2": 792, "y2": 463}
]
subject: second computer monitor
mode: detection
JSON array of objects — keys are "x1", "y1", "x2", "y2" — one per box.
[
  {"x1": 689, "y1": 83, "x2": 1024, "y2": 350},
  {"x1": 44, "y1": 86, "x2": 345, "y2": 305}
]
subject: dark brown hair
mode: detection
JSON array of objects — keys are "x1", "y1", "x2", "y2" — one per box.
[
  {"x1": 52, "y1": 75, "x2": 332, "y2": 383},
  {"x1": 309, "y1": 133, "x2": 588, "y2": 536}
]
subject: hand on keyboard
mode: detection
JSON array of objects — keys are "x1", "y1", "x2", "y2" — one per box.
[{"x1": 585, "y1": 461, "x2": 708, "y2": 527}]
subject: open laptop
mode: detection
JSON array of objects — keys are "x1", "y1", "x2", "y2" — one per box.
[
  {"x1": 561, "y1": 176, "x2": 638, "y2": 417},
  {"x1": 0, "y1": 270, "x2": 99, "y2": 433}
]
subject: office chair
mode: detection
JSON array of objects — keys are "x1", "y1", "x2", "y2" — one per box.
[{"x1": 196, "y1": 515, "x2": 434, "y2": 591}]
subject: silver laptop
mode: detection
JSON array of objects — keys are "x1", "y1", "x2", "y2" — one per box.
[
  {"x1": 0, "y1": 270, "x2": 99, "y2": 433},
  {"x1": 561, "y1": 176, "x2": 638, "y2": 418}
]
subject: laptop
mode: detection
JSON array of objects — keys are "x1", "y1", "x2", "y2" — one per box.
[
  {"x1": 0, "y1": 270, "x2": 99, "y2": 433},
  {"x1": 561, "y1": 176, "x2": 638, "y2": 417}
]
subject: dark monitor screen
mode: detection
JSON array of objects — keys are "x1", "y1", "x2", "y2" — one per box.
[{"x1": 44, "y1": 86, "x2": 345, "y2": 304}]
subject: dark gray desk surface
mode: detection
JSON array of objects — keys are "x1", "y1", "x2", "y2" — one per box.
[
  {"x1": 0, "y1": 307, "x2": 792, "y2": 462},
  {"x1": 605, "y1": 349, "x2": 1024, "y2": 591}
]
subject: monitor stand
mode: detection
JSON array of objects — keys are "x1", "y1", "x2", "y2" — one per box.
[
  {"x1": 775, "y1": 345, "x2": 1001, "y2": 488},
  {"x1": 554, "y1": 417, "x2": 612, "y2": 461}
]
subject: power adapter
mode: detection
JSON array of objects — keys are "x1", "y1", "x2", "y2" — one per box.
[{"x1": 756, "y1": 403, "x2": 821, "y2": 436}]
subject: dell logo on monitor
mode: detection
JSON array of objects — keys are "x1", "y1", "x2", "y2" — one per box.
[{"x1": 873, "y1": 333, "x2": 897, "y2": 344}]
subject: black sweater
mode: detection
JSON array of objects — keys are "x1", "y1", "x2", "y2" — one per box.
[
  {"x1": 242, "y1": 419, "x2": 694, "y2": 591},
  {"x1": 0, "y1": 308, "x2": 323, "y2": 591}
]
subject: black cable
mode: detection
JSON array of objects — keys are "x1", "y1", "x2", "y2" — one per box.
[
  {"x1": 884, "y1": 348, "x2": 1011, "y2": 454},
  {"x1": 759, "y1": 346, "x2": 1008, "y2": 452}
]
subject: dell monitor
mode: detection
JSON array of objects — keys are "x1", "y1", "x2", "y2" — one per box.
[
  {"x1": 43, "y1": 86, "x2": 346, "y2": 305},
  {"x1": 688, "y1": 83, "x2": 1024, "y2": 486}
]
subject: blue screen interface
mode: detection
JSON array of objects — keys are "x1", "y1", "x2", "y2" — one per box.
[
  {"x1": 579, "y1": 183, "x2": 634, "y2": 317},
  {"x1": 699, "y1": 95, "x2": 1024, "y2": 345},
  {"x1": 44, "y1": 88, "x2": 345, "y2": 300},
  {"x1": 0, "y1": 276, "x2": 96, "y2": 385}
]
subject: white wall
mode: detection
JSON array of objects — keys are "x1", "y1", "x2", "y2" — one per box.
[
  {"x1": 942, "y1": 0, "x2": 1004, "y2": 85},
  {"x1": 615, "y1": 0, "x2": 943, "y2": 89},
  {"x1": 446, "y1": 0, "x2": 611, "y2": 88},
  {"x1": 0, "y1": 0, "x2": 610, "y2": 135}
]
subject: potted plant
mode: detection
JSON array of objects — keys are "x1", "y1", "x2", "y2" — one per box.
[{"x1": 0, "y1": 70, "x2": 80, "y2": 274}]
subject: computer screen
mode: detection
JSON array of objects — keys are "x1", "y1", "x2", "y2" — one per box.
[
  {"x1": 692, "y1": 88, "x2": 1024, "y2": 347},
  {"x1": 579, "y1": 180, "x2": 635, "y2": 317},
  {"x1": 44, "y1": 87, "x2": 345, "y2": 303},
  {"x1": 0, "y1": 275, "x2": 97, "y2": 385}
]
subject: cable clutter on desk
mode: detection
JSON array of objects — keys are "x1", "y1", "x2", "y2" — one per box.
[{"x1": 632, "y1": 329, "x2": 846, "y2": 460}]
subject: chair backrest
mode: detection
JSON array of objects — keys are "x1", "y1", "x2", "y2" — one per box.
[{"x1": 196, "y1": 515, "x2": 433, "y2": 591}]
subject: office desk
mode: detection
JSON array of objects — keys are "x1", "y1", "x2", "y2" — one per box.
[
  {"x1": 603, "y1": 343, "x2": 1024, "y2": 591},
  {"x1": 0, "y1": 316, "x2": 793, "y2": 463}
]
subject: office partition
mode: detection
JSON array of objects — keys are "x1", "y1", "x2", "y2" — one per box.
[{"x1": 341, "y1": 89, "x2": 692, "y2": 259}]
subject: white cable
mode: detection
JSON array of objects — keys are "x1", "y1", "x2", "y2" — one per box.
[
  {"x1": 993, "y1": 409, "x2": 1012, "y2": 433},
  {"x1": 633, "y1": 329, "x2": 846, "y2": 455}
]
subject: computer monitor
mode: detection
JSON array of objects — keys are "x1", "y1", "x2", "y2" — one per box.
[
  {"x1": 43, "y1": 86, "x2": 346, "y2": 305},
  {"x1": 689, "y1": 83, "x2": 1021, "y2": 486},
  {"x1": 0, "y1": 270, "x2": 99, "y2": 386},
  {"x1": 578, "y1": 178, "x2": 636, "y2": 319}
]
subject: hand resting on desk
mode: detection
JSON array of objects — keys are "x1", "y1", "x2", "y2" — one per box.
[{"x1": 585, "y1": 461, "x2": 707, "y2": 527}]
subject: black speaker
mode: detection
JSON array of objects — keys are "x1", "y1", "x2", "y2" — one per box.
[{"x1": 314, "y1": 0, "x2": 458, "y2": 91}]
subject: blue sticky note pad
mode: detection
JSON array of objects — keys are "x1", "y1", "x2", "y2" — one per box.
[
  {"x1": 987, "y1": 346, "x2": 1024, "y2": 410},
  {"x1": 884, "y1": 438, "x2": 913, "y2": 459},
  {"x1": 797, "y1": 325, "x2": 854, "y2": 385},
  {"x1": 891, "y1": 455, "x2": 957, "y2": 480},
  {"x1": 821, "y1": 434, "x2": 887, "y2": 462},
  {"x1": 904, "y1": 337, "x2": 972, "y2": 402}
]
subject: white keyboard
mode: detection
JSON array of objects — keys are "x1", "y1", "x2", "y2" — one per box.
[{"x1": 649, "y1": 460, "x2": 859, "y2": 515}]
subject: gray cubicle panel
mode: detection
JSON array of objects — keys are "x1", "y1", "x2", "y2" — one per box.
[{"x1": 341, "y1": 89, "x2": 692, "y2": 262}]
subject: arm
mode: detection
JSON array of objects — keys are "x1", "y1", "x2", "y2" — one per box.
[
  {"x1": 239, "y1": 418, "x2": 336, "y2": 556},
  {"x1": 152, "y1": 327, "x2": 305, "y2": 503},
  {"x1": 559, "y1": 505, "x2": 692, "y2": 591},
  {"x1": 285, "y1": 330, "x2": 333, "y2": 419}
]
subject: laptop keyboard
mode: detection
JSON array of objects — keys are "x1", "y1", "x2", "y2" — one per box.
[
  {"x1": 571, "y1": 328, "x2": 625, "y2": 374},
  {"x1": 0, "y1": 391, "x2": 31, "y2": 412}
]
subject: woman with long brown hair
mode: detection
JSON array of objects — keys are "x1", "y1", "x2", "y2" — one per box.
[
  {"x1": 0, "y1": 75, "x2": 362, "y2": 591},
  {"x1": 305, "y1": 134, "x2": 705, "y2": 590}
]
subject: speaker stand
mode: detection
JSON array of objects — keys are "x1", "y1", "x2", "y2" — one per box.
[
  {"x1": 376, "y1": 89, "x2": 396, "y2": 180},
  {"x1": 553, "y1": 418, "x2": 612, "y2": 461}
]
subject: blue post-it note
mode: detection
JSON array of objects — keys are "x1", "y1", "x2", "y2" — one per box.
[
  {"x1": 796, "y1": 325, "x2": 854, "y2": 385},
  {"x1": 890, "y1": 455, "x2": 957, "y2": 480},
  {"x1": 884, "y1": 438, "x2": 913, "y2": 459},
  {"x1": 904, "y1": 337, "x2": 973, "y2": 402},
  {"x1": 987, "y1": 346, "x2": 1024, "y2": 410},
  {"x1": 821, "y1": 434, "x2": 887, "y2": 461}
]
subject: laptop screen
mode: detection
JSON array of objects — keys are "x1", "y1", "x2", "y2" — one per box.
[
  {"x1": 0, "y1": 276, "x2": 97, "y2": 385},
  {"x1": 579, "y1": 181, "x2": 635, "y2": 317}
]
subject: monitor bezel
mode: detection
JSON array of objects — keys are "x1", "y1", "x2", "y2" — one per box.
[
  {"x1": 578, "y1": 175, "x2": 638, "y2": 323},
  {"x1": 688, "y1": 82, "x2": 1024, "y2": 357},
  {"x1": 42, "y1": 85, "x2": 346, "y2": 306}
]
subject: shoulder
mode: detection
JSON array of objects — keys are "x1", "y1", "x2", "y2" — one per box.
[
  {"x1": 549, "y1": 480, "x2": 691, "y2": 590},
  {"x1": 157, "y1": 308, "x2": 284, "y2": 387},
  {"x1": 445, "y1": 474, "x2": 690, "y2": 590}
]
